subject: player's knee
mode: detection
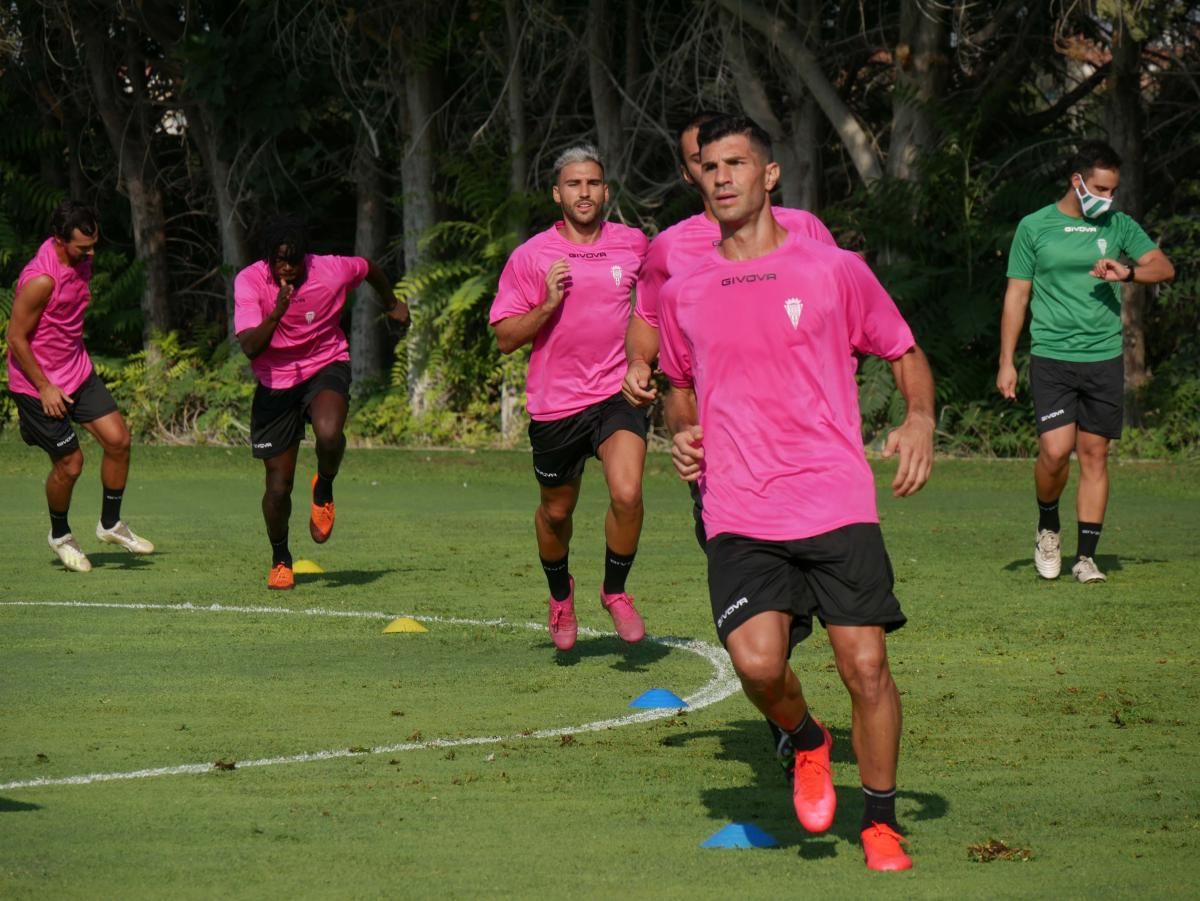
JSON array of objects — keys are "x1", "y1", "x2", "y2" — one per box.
[
  {"x1": 539, "y1": 500, "x2": 573, "y2": 530},
  {"x1": 837, "y1": 653, "x2": 892, "y2": 705},
  {"x1": 311, "y1": 420, "x2": 345, "y2": 449},
  {"x1": 54, "y1": 450, "x2": 85, "y2": 482},
  {"x1": 608, "y1": 480, "x2": 643, "y2": 515},
  {"x1": 1038, "y1": 445, "x2": 1071, "y2": 469},
  {"x1": 731, "y1": 650, "x2": 788, "y2": 697},
  {"x1": 103, "y1": 430, "x2": 132, "y2": 459}
]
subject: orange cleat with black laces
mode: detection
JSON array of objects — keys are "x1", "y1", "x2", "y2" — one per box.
[
  {"x1": 792, "y1": 720, "x2": 836, "y2": 832},
  {"x1": 861, "y1": 822, "x2": 913, "y2": 871},
  {"x1": 268, "y1": 562, "x2": 294, "y2": 590},
  {"x1": 309, "y1": 474, "x2": 335, "y2": 543}
]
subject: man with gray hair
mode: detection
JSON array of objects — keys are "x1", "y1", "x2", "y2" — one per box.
[{"x1": 489, "y1": 145, "x2": 650, "y2": 652}]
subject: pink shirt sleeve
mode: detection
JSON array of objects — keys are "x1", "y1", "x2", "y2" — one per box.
[
  {"x1": 330, "y1": 255, "x2": 370, "y2": 292},
  {"x1": 233, "y1": 265, "x2": 267, "y2": 335},
  {"x1": 841, "y1": 253, "x2": 915, "y2": 360},
  {"x1": 489, "y1": 244, "x2": 543, "y2": 325},
  {"x1": 657, "y1": 278, "x2": 693, "y2": 388},
  {"x1": 777, "y1": 207, "x2": 837, "y2": 247},
  {"x1": 633, "y1": 235, "x2": 670, "y2": 329}
]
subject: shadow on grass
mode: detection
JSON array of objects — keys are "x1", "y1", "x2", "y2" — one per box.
[
  {"x1": 0, "y1": 797, "x2": 42, "y2": 813},
  {"x1": 1004, "y1": 554, "x2": 1163, "y2": 574},
  {"x1": 73, "y1": 552, "x2": 157, "y2": 570},
  {"x1": 549, "y1": 635, "x2": 671, "y2": 672},
  {"x1": 667, "y1": 719, "x2": 947, "y2": 852},
  {"x1": 295, "y1": 568, "x2": 395, "y2": 588}
]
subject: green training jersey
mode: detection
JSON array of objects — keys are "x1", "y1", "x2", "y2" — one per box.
[{"x1": 1006, "y1": 203, "x2": 1158, "y2": 362}]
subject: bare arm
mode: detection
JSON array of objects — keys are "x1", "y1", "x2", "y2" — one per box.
[
  {"x1": 364, "y1": 259, "x2": 410, "y2": 330},
  {"x1": 492, "y1": 258, "x2": 568, "y2": 354},
  {"x1": 883, "y1": 344, "x2": 935, "y2": 497},
  {"x1": 665, "y1": 384, "x2": 704, "y2": 482},
  {"x1": 1090, "y1": 247, "x2": 1175, "y2": 285},
  {"x1": 7, "y1": 275, "x2": 73, "y2": 417},
  {"x1": 237, "y1": 281, "x2": 294, "y2": 359},
  {"x1": 996, "y1": 277, "x2": 1032, "y2": 399},
  {"x1": 621, "y1": 315, "x2": 660, "y2": 406}
]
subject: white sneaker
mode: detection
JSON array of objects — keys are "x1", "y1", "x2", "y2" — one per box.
[
  {"x1": 96, "y1": 520, "x2": 155, "y2": 554},
  {"x1": 1034, "y1": 529, "x2": 1061, "y2": 579},
  {"x1": 48, "y1": 531, "x2": 92, "y2": 572},
  {"x1": 1072, "y1": 556, "x2": 1107, "y2": 583}
]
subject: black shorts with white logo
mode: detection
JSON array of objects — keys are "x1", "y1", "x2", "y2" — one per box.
[
  {"x1": 250, "y1": 360, "x2": 351, "y2": 460},
  {"x1": 11, "y1": 370, "x2": 119, "y2": 458},
  {"x1": 706, "y1": 524, "x2": 907, "y2": 650},
  {"x1": 1029, "y1": 354, "x2": 1123, "y2": 439},
  {"x1": 528, "y1": 392, "x2": 649, "y2": 487}
]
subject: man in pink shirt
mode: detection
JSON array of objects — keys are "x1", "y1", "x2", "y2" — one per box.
[
  {"x1": 660, "y1": 116, "x2": 935, "y2": 871},
  {"x1": 234, "y1": 214, "x2": 410, "y2": 590},
  {"x1": 7, "y1": 201, "x2": 155, "y2": 572},
  {"x1": 489, "y1": 145, "x2": 650, "y2": 652}
]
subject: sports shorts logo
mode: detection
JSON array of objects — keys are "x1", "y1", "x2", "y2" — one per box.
[
  {"x1": 534, "y1": 465, "x2": 558, "y2": 479},
  {"x1": 716, "y1": 596, "x2": 749, "y2": 630},
  {"x1": 1039, "y1": 408, "x2": 1066, "y2": 423},
  {"x1": 720, "y1": 273, "x2": 776, "y2": 287},
  {"x1": 253, "y1": 440, "x2": 274, "y2": 449},
  {"x1": 784, "y1": 297, "x2": 804, "y2": 328},
  {"x1": 611, "y1": 264, "x2": 622, "y2": 286},
  {"x1": 568, "y1": 251, "x2": 607, "y2": 259},
  {"x1": 1063, "y1": 225, "x2": 1098, "y2": 233},
  {"x1": 55, "y1": 435, "x2": 74, "y2": 447}
]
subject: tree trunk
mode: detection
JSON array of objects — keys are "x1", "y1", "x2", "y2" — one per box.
[
  {"x1": 887, "y1": 0, "x2": 950, "y2": 181},
  {"x1": 588, "y1": 0, "x2": 624, "y2": 182},
  {"x1": 1105, "y1": 14, "x2": 1148, "y2": 425},
  {"x1": 502, "y1": 0, "x2": 528, "y2": 444},
  {"x1": 350, "y1": 126, "x2": 389, "y2": 388},
  {"x1": 786, "y1": 0, "x2": 822, "y2": 211}
]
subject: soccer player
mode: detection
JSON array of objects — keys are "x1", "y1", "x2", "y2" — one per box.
[
  {"x1": 489, "y1": 145, "x2": 650, "y2": 652},
  {"x1": 659, "y1": 115, "x2": 934, "y2": 871},
  {"x1": 6, "y1": 200, "x2": 155, "y2": 572},
  {"x1": 997, "y1": 141, "x2": 1174, "y2": 583},
  {"x1": 234, "y1": 214, "x2": 410, "y2": 590}
]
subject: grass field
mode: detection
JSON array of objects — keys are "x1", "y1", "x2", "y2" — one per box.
[{"x1": 2, "y1": 437, "x2": 1198, "y2": 899}]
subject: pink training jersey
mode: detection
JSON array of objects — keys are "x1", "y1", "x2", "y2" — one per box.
[
  {"x1": 658, "y1": 229, "x2": 915, "y2": 542},
  {"x1": 234, "y1": 254, "x2": 368, "y2": 389},
  {"x1": 489, "y1": 221, "x2": 648, "y2": 420},
  {"x1": 7, "y1": 238, "x2": 95, "y2": 397},
  {"x1": 635, "y1": 207, "x2": 835, "y2": 329}
]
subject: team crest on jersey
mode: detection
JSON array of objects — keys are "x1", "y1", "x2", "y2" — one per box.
[
  {"x1": 1097, "y1": 238, "x2": 1108, "y2": 255},
  {"x1": 611, "y1": 265, "x2": 622, "y2": 286},
  {"x1": 305, "y1": 310, "x2": 315, "y2": 324},
  {"x1": 784, "y1": 298, "x2": 804, "y2": 329}
]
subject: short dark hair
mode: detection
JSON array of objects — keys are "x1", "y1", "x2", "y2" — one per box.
[
  {"x1": 50, "y1": 200, "x2": 99, "y2": 241},
  {"x1": 677, "y1": 109, "x2": 727, "y2": 163},
  {"x1": 260, "y1": 213, "x2": 309, "y2": 263},
  {"x1": 1067, "y1": 140, "x2": 1122, "y2": 179},
  {"x1": 696, "y1": 114, "x2": 774, "y2": 162}
]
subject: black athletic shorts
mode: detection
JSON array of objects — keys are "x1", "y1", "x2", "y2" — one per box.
[
  {"x1": 250, "y1": 360, "x2": 351, "y2": 460},
  {"x1": 689, "y1": 480, "x2": 706, "y2": 551},
  {"x1": 706, "y1": 524, "x2": 906, "y2": 650},
  {"x1": 1029, "y1": 354, "x2": 1123, "y2": 439},
  {"x1": 528, "y1": 392, "x2": 649, "y2": 487},
  {"x1": 11, "y1": 370, "x2": 119, "y2": 458}
]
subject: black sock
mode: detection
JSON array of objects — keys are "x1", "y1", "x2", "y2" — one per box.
[
  {"x1": 1037, "y1": 497, "x2": 1060, "y2": 533},
  {"x1": 785, "y1": 711, "x2": 826, "y2": 752},
  {"x1": 271, "y1": 535, "x2": 292, "y2": 567},
  {"x1": 100, "y1": 485, "x2": 125, "y2": 530},
  {"x1": 314, "y1": 472, "x2": 335, "y2": 505},
  {"x1": 1077, "y1": 521, "x2": 1103, "y2": 560},
  {"x1": 602, "y1": 546, "x2": 636, "y2": 595},
  {"x1": 49, "y1": 508, "x2": 71, "y2": 539},
  {"x1": 862, "y1": 785, "x2": 898, "y2": 831},
  {"x1": 541, "y1": 554, "x2": 571, "y2": 601}
]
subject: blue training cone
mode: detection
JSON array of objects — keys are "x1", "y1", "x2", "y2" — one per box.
[
  {"x1": 700, "y1": 822, "x2": 780, "y2": 849},
  {"x1": 629, "y1": 688, "x2": 688, "y2": 709}
]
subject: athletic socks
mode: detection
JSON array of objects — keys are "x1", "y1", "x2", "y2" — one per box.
[
  {"x1": 314, "y1": 472, "x2": 336, "y2": 505},
  {"x1": 1037, "y1": 497, "x2": 1061, "y2": 533},
  {"x1": 271, "y1": 534, "x2": 293, "y2": 567},
  {"x1": 862, "y1": 785, "x2": 898, "y2": 831},
  {"x1": 785, "y1": 710, "x2": 826, "y2": 752},
  {"x1": 602, "y1": 546, "x2": 636, "y2": 595},
  {"x1": 49, "y1": 508, "x2": 71, "y2": 539},
  {"x1": 1077, "y1": 521, "x2": 1103, "y2": 560},
  {"x1": 100, "y1": 485, "x2": 124, "y2": 530},
  {"x1": 541, "y1": 554, "x2": 571, "y2": 601}
]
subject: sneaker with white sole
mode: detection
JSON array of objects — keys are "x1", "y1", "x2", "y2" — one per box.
[
  {"x1": 96, "y1": 520, "x2": 155, "y2": 554},
  {"x1": 1035, "y1": 529, "x2": 1061, "y2": 579},
  {"x1": 48, "y1": 531, "x2": 92, "y2": 572},
  {"x1": 1071, "y1": 555, "x2": 1106, "y2": 583}
]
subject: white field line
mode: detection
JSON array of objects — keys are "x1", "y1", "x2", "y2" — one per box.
[{"x1": 0, "y1": 600, "x2": 738, "y2": 791}]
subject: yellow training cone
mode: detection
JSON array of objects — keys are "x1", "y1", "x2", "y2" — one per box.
[
  {"x1": 293, "y1": 559, "x2": 325, "y2": 574},
  {"x1": 383, "y1": 617, "x2": 428, "y2": 634}
]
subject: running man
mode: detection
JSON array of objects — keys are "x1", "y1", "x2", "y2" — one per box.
[
  {"x1": 659, "y1": 115, "x2": 934, "y2": 871},
  {"x1": 489, "y1": 144, "x2": 650, "y2": 652},
  {"x1": 234, "y1": 214, "x2": 410, "y2": 590},
  {"x1": 997, "y1": 140, "x2": 1174, "y2": 583},
  {"x1": 7, "y1": 200, "x2": 155, "y2": 572}
]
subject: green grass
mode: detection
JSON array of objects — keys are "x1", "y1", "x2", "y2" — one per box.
[{"x1": 1, "y1": 437, "x2": 1198, "y2": 898}]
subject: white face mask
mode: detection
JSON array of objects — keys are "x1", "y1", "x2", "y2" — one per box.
[{"x1": 1073, "y1": 173, "x2": 1113, "y2": 219}]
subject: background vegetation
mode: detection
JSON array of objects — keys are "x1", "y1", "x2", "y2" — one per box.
[{"x1": 1, "y1": 1, "x2": 1197, "y2": 456}]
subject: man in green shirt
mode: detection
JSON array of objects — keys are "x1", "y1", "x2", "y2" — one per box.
[{"x1": 997, "y1": 140, "x2": 1174, "y2": 583}]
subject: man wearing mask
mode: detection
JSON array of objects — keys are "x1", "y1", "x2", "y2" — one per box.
[{"x1": 997, "y1": 140, "x2": 1174, "y2": 584}]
